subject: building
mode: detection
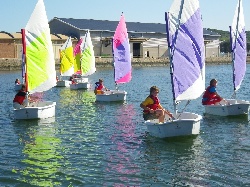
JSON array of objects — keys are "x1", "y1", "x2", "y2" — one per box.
[
  {"x1": 49, "y1": 17, "x2": 221, "y2": 58},
  {"x1": 0, "y1": 31, "x2": 77, "y2": 59},
  {"x1": 0, "y1": 18, "x2": 221, "y2": 59}
]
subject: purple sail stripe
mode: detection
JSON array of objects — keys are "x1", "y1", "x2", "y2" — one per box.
[
  {"x1": 233, "y1": 29, "x2": 246, "y2": 89},
  {"x1": 171, "y1": 9, "x2": 204, "y2": 99},
  {"x1": 22, "y1": 52, "x2": 26, "y2": 78}
]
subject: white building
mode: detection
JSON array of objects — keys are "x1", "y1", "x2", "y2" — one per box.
[{"x1": 49, "y1": 17, "x2": 221, "y2": 58}]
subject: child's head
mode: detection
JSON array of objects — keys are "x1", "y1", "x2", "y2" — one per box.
[
  {"x1": 210, "y1": 79, "x2": 217, "y2": 86},
  {"x1": 150, "y1": 86, "x2": 159, "y2": 95},
  {"x1": 21, "y1": 85, "x2": 26, "y2": 91}
]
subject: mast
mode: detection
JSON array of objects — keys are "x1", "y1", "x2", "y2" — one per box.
[
  {"x1": 21, "y1": 29, "x2": 28, "y2": 93},
  {"x1": 231, "y1": 0, "x2": 241, "y2": 96},
  {"x1": 165, "y1": 0, "x2": 185, "y2": 114}
]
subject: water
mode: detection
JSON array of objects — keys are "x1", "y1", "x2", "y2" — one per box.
[{"x1": 0, "y1": 64, "x2": 250, "y2": 186}]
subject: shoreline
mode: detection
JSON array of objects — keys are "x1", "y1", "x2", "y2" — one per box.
[{"x1": 0, "y1": 57, "x2": 249, "y2": 71}]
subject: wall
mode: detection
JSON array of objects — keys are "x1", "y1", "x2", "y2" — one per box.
[
  {"x1": 0, "y1": 39, "x2": 15, "y2": 58},
  {"x1": 1, "y1": 56, "x2": 249, "y2": 71}
]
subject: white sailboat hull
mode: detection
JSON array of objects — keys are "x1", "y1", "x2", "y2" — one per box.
[
  {"x1": 74, "y1": 77, "x2": 88, "y2": 83},
  {"x1": 70, "y1": 82, "x2": 90, "y2": 90},
  {"x1": 204, "y1": 99, "x2": 250, "y2": 116},
  {"x1": 96, "y1": 90, "x2": 127, "y2": 102},
  {"x1": 145, "y1": 112, "x2": 201, "y2": 138},
  {"x1": 56, "y1": 80, "x2": 71, "y2": 87},
  {"x1": 14, "y1": 84, "x2": 23, "y2": 91},
  {"x1": 14, "y1": 101, "x2": 56, "y2": 120}
]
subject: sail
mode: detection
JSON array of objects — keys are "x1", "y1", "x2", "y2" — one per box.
[
  {"x1": 23, "y1": 0, "x2": 56, "y2": 94},
  {"x1": 80, "y1": 31, "x2": 96, "y2": 76},
  {"x1": 60, "y1": 37, "x2": 74, "y2": 76},
  {"x1": 113, "y1": 14, "x2": 132, "y2": 84},
  {"x1": 73, "y1": 37, "x2": 83, "y2": 73},
  {"x1": 230, "y1": 0, "x2": 246, "y2": 91},
  {"x1": 166, "y1": 0, "x2": 205, "y2": 101}
]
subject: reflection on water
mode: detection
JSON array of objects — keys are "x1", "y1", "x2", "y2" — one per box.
[
  {"x1": 103, "y1": 104, "x2": 141, "y2": 186},
  {"x1": 1, "y1": 66, "x2": 250, "y2": 186},
  {"x1": 141, "y1": 134, "x2": 210, "y2": 186},
  {"x1": 12, "y1": 117, "x2": 63, "y2": 186}
]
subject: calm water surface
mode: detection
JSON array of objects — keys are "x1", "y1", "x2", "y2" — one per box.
[{"x1": 0, "y1": 64, "x2": 250, "y2": 186}]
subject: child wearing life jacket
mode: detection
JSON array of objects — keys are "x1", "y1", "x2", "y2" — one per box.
[
  {"x1": 69, "y1": 76, "x2": 76, "y2": 84},
  {"x1": 140, "y1": 86, "x2": 173, "y2": 123},
  {"x1": 202, "y1": 79, "x2": 224, "y2": 105},
  {"x1": 15, "y1": 78, "x2": 21, "y2": 85},
  {"x1": 13, "y1": 85, "x2": 28, "y2": 109},
  {"x1": 94, "y1": 79, "x2": 108, "y2": 95}
]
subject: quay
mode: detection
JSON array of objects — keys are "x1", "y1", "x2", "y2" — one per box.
[{"x1": 0, "y1": 56, "x2": 249, "y2": 71}]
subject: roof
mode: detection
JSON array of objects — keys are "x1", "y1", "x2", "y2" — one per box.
[
  {"x1": 52, "y1": 17, "x2": 221, "y2": 36},
  {"x1": 0, "y1": 31, "x2": 75, "y2": 40},
  {"x1": 0, "y1": 31, "x2": 14, "y2": 39}
]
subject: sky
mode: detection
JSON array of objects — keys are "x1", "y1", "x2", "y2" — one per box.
[{"x1": 1, "y1": 0, "x2": 250, "y2": 33}]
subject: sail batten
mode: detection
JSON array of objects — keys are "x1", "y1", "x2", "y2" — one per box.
[
  {"x1": 167, "y1": 0, "x2": 205, "y2": 101},
  {"x1": 231, "y1": 0, "x2": 246, "y2": 91},
  {"x1": 113, "y1": 14, "x2": 132, "y2": 84}
]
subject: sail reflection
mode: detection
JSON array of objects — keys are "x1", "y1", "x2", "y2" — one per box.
[
  {"x1": 13, "y1": 117, "x2": 64, "y2": 186},
  {"x1": 104, "y1": 104, "x2": 141, "y2": 185}
]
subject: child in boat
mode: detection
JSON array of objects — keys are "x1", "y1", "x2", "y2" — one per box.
[
  {"x1": 94, "y1": 79, "x2": 108, "y2": 95},
  {"x1": 15, "y1": 78, "x2": 20, "y2": 85},
  {"x1": 69, "y1": 76, "x2": 76, "y2": 84},
  {"x1": 202, "y1": 79, "x2": 225, "y2": 105},
  {"x1": 140, "y1": 86, "x2": 173, "y2": 123},
  {"x1": 13, "y1": 85, "x2": 28, "y2": 109}
]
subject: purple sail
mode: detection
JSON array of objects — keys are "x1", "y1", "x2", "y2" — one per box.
[
  {"x1": 230, "y1": 0, "x2": 246, "y2": 91},
  {"x1": 166, "y1": 0, "x2": 205, "y2": 101}
]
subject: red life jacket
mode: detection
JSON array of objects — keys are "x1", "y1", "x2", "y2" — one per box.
[
  {"x1": 96, "y1": 83, "x2": 104, "y2": 91},
  {"x1": 202, "y1": 86, "x2": 217, "y2": 105},
  {"x1": 13, "y1": 91, "x2": 26, "y2": 104},
  {"x1": 143, "y1": 95, "x2": 160, "y2": 113}
]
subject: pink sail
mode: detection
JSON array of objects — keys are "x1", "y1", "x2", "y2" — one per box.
[
  {"x1": 74, "y1": 38, "x2": 83, "y2": 56},
  {"x1": 73, "y1": 38, "x2": 83, "y2": 73},
  {"x1": 113, "y1": 14, "x2": 132, "y2": 84}
]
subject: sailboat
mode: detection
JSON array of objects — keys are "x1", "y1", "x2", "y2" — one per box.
[
  {"x1": 204, "y1": 0, "x2": 250, "y2": 116},
  {"x1": 70, "y1": 30, "x2": 96, "y2": 90},
  {"x1": 56, "y1": 36, "x2": 75, "y2": 87},
  {"x1": 145, "y1": 0, "x2": 204, "y2": 138},
  {"x1": 95, "y1": 13, "x2": 131, "y2": 102},
  {"x1": 14, "y1": 0, "x2": 56, "y2": 120}
]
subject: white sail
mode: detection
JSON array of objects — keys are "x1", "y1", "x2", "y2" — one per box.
[
  {"x1": 167, "y1": 0, "x2": 205, "y2": 101},
  {"x1": 24, "y1": 0, "x2": 56, "y2": 94}
]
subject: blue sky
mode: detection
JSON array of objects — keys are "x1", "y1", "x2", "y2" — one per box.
[{"x1": 1, "y1": 0, "x2": 250, "y2": 33}]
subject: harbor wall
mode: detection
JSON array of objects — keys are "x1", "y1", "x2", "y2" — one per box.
[{"x1": 0, "y1": 57, "x2": 249, "y2": 71}]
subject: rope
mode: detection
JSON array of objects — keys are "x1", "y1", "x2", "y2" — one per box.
[{"x1": 176, "y1": 100, "x2": 191, "y2": 119}]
